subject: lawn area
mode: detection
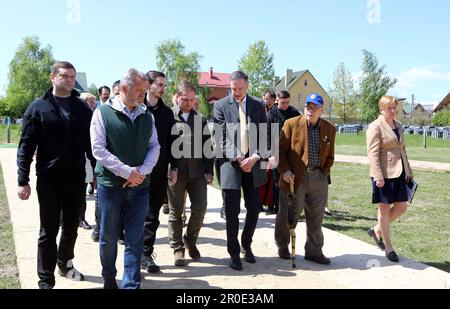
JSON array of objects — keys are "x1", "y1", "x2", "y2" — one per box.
[
  {"x1": 325, "y1": 162, "x2": 450, "y2": 272},
  {"x1": 211, "y1": 162, "x2": 449, "y2": 273},
  {"x1": 335, "y1": 133, "x2": 450, "y2": 163},
  {"x1": 0, "y1": 165, "x2": 21, "y2": 288},
  {"x1": 0, "y1": 124, "x2": 21, "y2": 145}
]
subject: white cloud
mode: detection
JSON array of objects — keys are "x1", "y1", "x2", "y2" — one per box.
[{"x1": 395, "y1": 66, "x2": 450, "y2": 90}]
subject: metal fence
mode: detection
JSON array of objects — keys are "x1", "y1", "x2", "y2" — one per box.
[{"x1": 444, "y1": 131, "x2": 450, "y2": 140}]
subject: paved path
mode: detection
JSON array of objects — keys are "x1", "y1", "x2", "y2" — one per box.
[
  {"x1": 1, "y1": 148, "x2": 449, "y2": 289},
  {"x1": 336, "y1": 155, "x2": 450, "y2": 172}
]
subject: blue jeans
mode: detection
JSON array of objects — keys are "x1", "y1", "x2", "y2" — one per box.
[{"x1": 97, "y1": 184, "x2": 149, "y2": 289}]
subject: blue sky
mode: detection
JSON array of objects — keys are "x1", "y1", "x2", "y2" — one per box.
[{"x1": 0, "y1": 0, "x2": 449, "y2": 106}]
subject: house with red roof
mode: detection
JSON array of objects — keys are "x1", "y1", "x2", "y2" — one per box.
[{"x1": 198, "y1": 67, "x2": 231, "y2": 103}]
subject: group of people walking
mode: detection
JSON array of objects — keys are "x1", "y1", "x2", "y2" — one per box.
[{"x1": 16, "y1": 61, "x2": 413, "y2": 289}]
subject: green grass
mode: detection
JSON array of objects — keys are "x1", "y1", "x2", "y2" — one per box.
[
  {"x1": 336, "y1": 133, "x2": 450, "y2": 163},
  {"x1": 0, "y1": 165, "x2": 21, "y2": 288},
  {"x1": 211, "y1": 162, "x2": 449, "y2": 272},
  {"x1": 0, "y1": 124, "x2": 21, "y2": 145},
  {"x1": 325, "y1": 163, "x2": 450, "y2": 272}
]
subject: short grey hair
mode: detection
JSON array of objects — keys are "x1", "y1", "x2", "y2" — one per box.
[
  {"x1": 230, "y1": 70, "x2": 248, "y2": 82},
  {"x1": 120, "y1": 68, "x2": 148, "y2": 90}
]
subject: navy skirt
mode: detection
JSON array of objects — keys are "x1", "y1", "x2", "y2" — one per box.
[{"x1": 371, "y1": 171, "x2": 408, "y2": 204}]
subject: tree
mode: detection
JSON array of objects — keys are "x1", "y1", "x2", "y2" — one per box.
[
  {"x1": 156, "y1": 39, "x2": 202, "y2": 106},
  {"x1": 87, "y1": 83, "x2": 98, "y2": 99},
  {"x1": 0, "y1": 96, "x2": 7, "y2": 116},
  {"x1": 4, "y1": 36, "x2": 54, "y2": 118},
  {"x1": 329, "y1": 62, "x2": 358, "y2": 123},
  {"x1": 198, "y1": 86, "x2": 213, "y2": 119},
  {"x1": 238, "y1": 40, "x2": 275, "y2": 97},
  {"x1": 432, "y1": 107, "x2": 450, "y2": 126},
  {"x1": 359, "y1": 50, "x2": 397, "y2": 123}
]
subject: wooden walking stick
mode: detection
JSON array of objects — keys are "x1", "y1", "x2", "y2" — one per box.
[
  {"x1": 288, "y1": 175, "x2": 296, "y2": 269},
  {"x1": 182, "y1": 191, "x2": 187, "y2": 228}
]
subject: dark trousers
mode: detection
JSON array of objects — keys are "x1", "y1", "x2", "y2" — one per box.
[
  {"x1": 143, "y1": 175, "x2": 168, "y2": 256},
  {"x1": 36, "y1": 173, "x2": 85, "y2": 288},
  {"x1": 272, "y1": 169, "x2": 280, "y2": 207},
  {"x1": 223, "y1": 172, "x2": 261, "y2": 258},
  {"x1": 79, "y1": 183, "x2": 88, "y2": 221}
]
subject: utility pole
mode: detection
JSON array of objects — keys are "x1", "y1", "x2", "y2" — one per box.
[
  {"x1": 5, "y1": 116, "x2": 12, "y2": 144},
  {"x1": 329, "y1": 98, "x2": 332, "y2": 121},
  {"x1": 343, "y1": 94, "x2": 346, "y2": 124},
  {"x1": 411, "y1": 94, "x2": 415, "y2": 122}
]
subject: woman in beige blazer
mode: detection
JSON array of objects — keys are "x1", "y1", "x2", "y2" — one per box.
[{"x1": 366, "y1": 95, "x2": 413, "y2": 262}]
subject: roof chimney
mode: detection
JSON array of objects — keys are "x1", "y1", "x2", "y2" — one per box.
[
  {"x1": 285, "y1": 69, "x2": 293, "y2": 87},
  {"x1": 209, "y1": 67, "x2": 213, "y2": 79}
]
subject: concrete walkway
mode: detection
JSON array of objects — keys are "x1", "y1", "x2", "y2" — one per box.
[
  {"x1": 1, "y1": 148, "x2": 449, "y2": 289},
  {"x1": 336, "y1": 155, "x2": 450, "y2": 173}
]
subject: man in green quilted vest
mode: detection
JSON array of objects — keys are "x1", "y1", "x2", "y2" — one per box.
[{"x1": 90, "y1": 68, "x2": 160, "y2": 289}]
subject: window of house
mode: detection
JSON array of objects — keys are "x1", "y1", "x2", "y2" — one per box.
[{"x1": 304, "y1": 80, "x2": 308, "y2": 87}]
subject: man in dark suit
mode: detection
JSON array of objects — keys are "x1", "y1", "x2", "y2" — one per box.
[{"x1": 213, "y1": 71, "x2": 268, "y2": 271}]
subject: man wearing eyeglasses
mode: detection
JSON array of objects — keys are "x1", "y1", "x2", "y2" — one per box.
[{"x1": 275, "y1": 93, "x2": 336, "y2": 265}]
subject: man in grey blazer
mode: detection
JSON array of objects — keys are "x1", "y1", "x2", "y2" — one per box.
[{"x1": 213, "y1": 71, "x2": 268, "y2": 271}]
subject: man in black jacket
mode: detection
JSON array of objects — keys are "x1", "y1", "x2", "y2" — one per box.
[
  {"x1": 141, "y1": 71, "x2": 176, "y2": 273},
  {"x1": 17, "y1": 61, "x2": 94, "y2": 289},
  {"x1": 264, "y1": 91, "x2": 301, "y2": 214}
]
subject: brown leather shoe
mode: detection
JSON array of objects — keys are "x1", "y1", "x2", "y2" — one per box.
[{"x1": 278, "y1": 247, "x2": 291, "y2": 260}]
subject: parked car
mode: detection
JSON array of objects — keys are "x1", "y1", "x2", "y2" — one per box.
[
  {"x1": 422, "y1": 126, "x2": 436, "y2": 136},
  {"x1": 339, "y1": 124, "x2": 363, "y2": 134},
  {"x1": 431, "y1": 127, "x2": 444, "y2": 138}
]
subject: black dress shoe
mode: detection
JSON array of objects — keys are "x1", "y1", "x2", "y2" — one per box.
[
  {"x1": 267, "y1": 205, "x2": 278, "y2": 215},
  {"x1": 229, "y1": 256, "x2": 243, "y2": 271},
  {"x1": 241, "y1": 247, "x2": 256, "y2": 263},
  {"x1": 386, "y1": 251, "x2": 399, "y2": 262},
  {"x1": 304, "y1": 254, "x2": 331, "y2": 265},
  {"x1": 103, "y1": 278, "x2": 118, "y2": 289},
  {"x1": 79, "y1": 220, "x2": 92, "y2": 230},
  {"x1": 367, "y1": 228, "x2": 385, "y2": 250}
]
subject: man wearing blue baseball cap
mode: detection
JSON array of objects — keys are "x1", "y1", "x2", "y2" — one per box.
[{"x1": 275, "y1": 93, "x2": 336, "y2": 264}]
